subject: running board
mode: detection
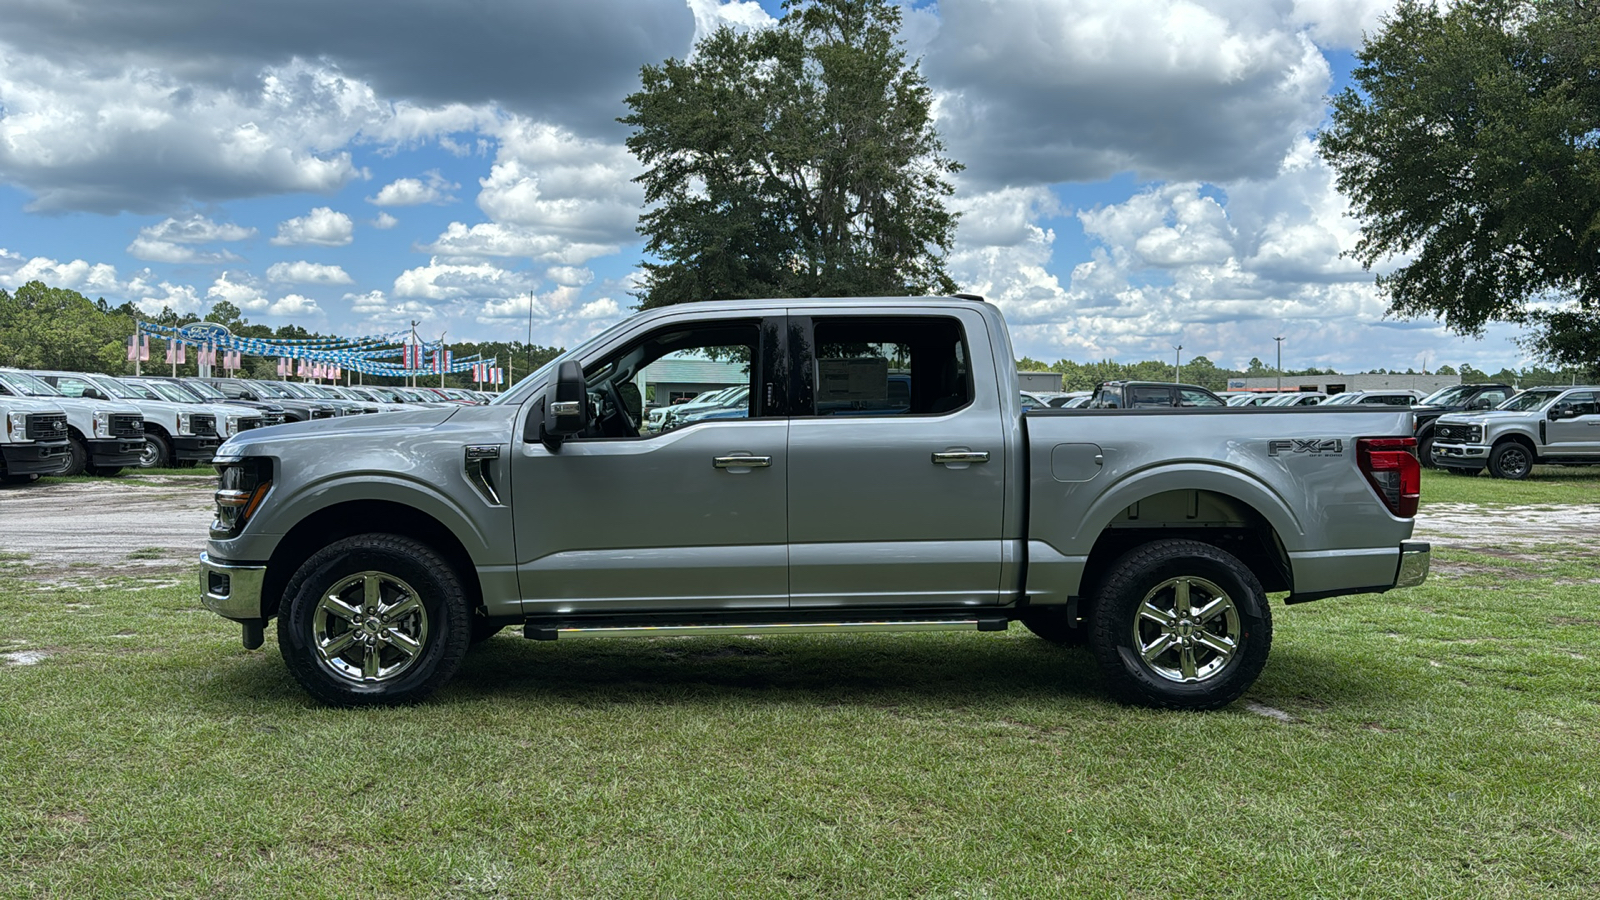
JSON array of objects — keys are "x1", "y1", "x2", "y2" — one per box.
[{"x1": 523, "y1": 617, "x2": 1010, "y2": 641}]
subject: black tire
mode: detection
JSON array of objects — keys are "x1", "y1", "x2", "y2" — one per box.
[
  {"x1": 1020, "y1": 607, "x2": 1088, "y2": 646},
  {"x1": 61, "y1": 437, "x2": 88, "y2": 477},
  {"x1": 85, "y1": 465, "x2": 124, "y2": 477},
  {"x1": 1089, "y1": 539, "x2": 1272, "y2": 711},
  {"x1": 1417, "y1": 433, "x2": 1436, "y2": 469},
  {"x1": 277, "y1": 533, "x2": 470, "y2": 706},
  {"x1": 1488, "y1": 442, "x2": 1533, "y2": 480},
  {"x1": 139, "y1": 433, "x2": 171, "y2": 469}
]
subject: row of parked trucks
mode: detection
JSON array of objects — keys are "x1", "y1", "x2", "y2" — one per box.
[{"x1": 0, "y1": 369, "x2": 494, "y2": 484}]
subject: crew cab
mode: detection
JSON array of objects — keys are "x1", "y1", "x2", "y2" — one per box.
[
  {"x1": 1431, "y1": 385, "x2": 1600, "y2": 479},
  {"x1": 1089, "y1": 380, "x2": 1226, "y2": 408},
  {"x1": 198, "y1": 297, "x2": 1429, "y2": 710},
  {"x1": 0, "y1": 393, "x2": 70, "y2": 484}
]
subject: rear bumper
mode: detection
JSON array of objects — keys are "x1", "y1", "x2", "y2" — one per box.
[
  {"x1": 174, "y1": 435, "x2": 222, "y2": 463},
  {"x1": 1286, "y1": 541, "x2": 1430, "y2": 604},
  {"x1": 87, "y1": 438, "x2": 146, "y2": 468},
  {"x1": 1, "y1": 440, "x2": 70, "y2": 475},
  {"x1": 199, "y1": 552, "x2": 268, "y2": 621},
  {"x1": 1431, "y1": 441, "x2": 1489, "y2": 471}
]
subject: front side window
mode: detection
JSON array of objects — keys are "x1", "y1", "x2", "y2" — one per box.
[
  {"x1": 803, "y1": 317, "x2": 969, "y2": 417},
  {"x1": 1559, "y1": 392, "x2": 1598, "y2": 417},
  {"x1": 584, "y1": 320, "x2": 762, "y2": 439},
  {"x1": 1178, "y1": 388, "x2": 1224, "y2": 407}
]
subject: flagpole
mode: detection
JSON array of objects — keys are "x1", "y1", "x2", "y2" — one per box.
[{"x1": 439, "y1": 330, "x2": 447, "y2": 389}]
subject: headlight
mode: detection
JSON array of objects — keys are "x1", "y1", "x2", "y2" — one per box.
[
  {"x1": 225, "y1": 415, "x2": 244, "y2": 437},
  {"x1": 5, "y1": 412, "x2": 28, "y2": 443},
  {"x1": 212, "y1": 457, "x2": 274, "y2": 538},
  {"x1": 92, "y1": 410, "x2": 110, "y2": 438},
  {"x1": 177, "y1": 412, "x2": 194, "y2": 436}
]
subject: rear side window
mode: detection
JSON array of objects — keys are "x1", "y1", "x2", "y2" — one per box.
[
  {"x1": 1178, "y1": 388, "x2": 1223, "y2": 407},
  {"x1": 805, "y1": 317, "x2": 970, "y2": 417},
  {"x1": 1130, "y1": 386, "x2": 1172, "y2": 408}
]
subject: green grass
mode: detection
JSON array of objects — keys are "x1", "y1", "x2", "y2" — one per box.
[
  {"x1": 3, "y1": 549, "x2": 1598, "y2": 899},
  {"x1": 1421, "y1": 466, "x2": 1600, "y2": 506},
  {"x1": 34, "y1": 467, "x2": 213, "y2": 488}
]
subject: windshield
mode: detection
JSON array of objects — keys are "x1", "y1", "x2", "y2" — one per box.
[
  {"x1": 85, "y1": 376, "x2": 142, "y2": 400},
  {"x1": 114, "y1": 379, "x2": 161, "y2": 400},
  {"x1": 247, "y1": 381, "x2": 294, "y2": 399},
  {"x1": 1499, "y1": 389, "x2": 1561, "y2": 412},
  {"x1": 1263, "y1": 393, "x2": 1313, "y2": 407},
  {"x1": 0, "y1": 371, "x2": 63, "y2": 397},
  {"x1": 1418, "y1": 385, "x2": 1476, "y2": 407},
  {"x1": 183, "y1": 380, "x2": 228, "y2": 400},
  {"x1": 1321, "y1": 393, "x2": 1358, "y2": 405},
  {"x1": 139, "y1": 380, "x2": 202, "y2": 403},
  {"x1": 157, "y1": 381, "x2": 205, "y2": 402}
]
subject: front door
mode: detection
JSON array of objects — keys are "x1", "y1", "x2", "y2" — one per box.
[
  {"x1": 784, "y1": 309, "x2": 1007, "y2": 607},
  {"x1": 512, "y1": 316, "x2": 790, "y2": 612},
  {"x1": 1547, "y1": 391, "x2": 1600, "y2": 455}
]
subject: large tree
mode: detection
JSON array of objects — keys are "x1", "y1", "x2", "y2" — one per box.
[
  {"x1": 1318, "y1": 0, "x2": 1600, "y2": 374},
  {"x1": 620, "y1": 0, "x2": 962, "y2": 308}
]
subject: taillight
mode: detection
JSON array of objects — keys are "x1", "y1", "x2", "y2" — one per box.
[{"x1": 1357, "y1": 437, "x2": 1420, "y2": 518}]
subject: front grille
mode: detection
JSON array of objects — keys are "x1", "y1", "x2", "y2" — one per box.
[
  {"x1": 1435, "y1": 423, "x2": 1481, "y2": 443},
  {"x1": 110, "y1": 414, "x2": 143, "y2": 438},
  {"x1": 25, "y1": 413, "x2": 67, "y2": 442},
  {"x1": 264, "y1": 413, "x2": 287, "y2": 427},
  {"x1": 191, "y1": 414, "x2": 217, "y2": 437},
  {"x1": 311, "y1": 410, "x2": 335, "y2": 420},
  {"x1": 235, "y1": 417, "x2": 265, "y2": 433}
]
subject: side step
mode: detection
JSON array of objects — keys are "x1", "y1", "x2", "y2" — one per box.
[{"x1": 524, "y1": 616, "x2": 1010, "y2": 641}]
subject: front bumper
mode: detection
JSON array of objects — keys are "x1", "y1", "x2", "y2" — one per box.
[
  {"x1": 88, "y1": 438, "x2": 146, "y2": 468},
  {"x1": 1, "y1": 440, "x2": 70, "y2": 475},
  {"x1": 1431, "y1": 441, "x2": 1489, "y2": 471},
  {"x1": 199, "y1": 552, "x2": 268, "y2": 621},
  {"x1": 174, "y1": 435, "x2": 222, "y2": 463}
]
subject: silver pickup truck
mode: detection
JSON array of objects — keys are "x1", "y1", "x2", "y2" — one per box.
[{"x1": 199, "y1": 297, "x2": 1429, "y2": 709}]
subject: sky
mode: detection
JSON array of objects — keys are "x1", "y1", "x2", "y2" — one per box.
[{"x1": 0, "y1": 0, "x2": 1533, "y2": 373}]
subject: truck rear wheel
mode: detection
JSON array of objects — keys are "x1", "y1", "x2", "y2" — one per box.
[
  {"x1": 1090, "y1": 539, "x2": 1271, "y2": 711},
  {"x1": 277, "y1": 534, "x2": 470, "y2": 706}
]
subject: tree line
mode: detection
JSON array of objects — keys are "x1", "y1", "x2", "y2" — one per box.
[{"x1": 0, "y1": 281, "x2": 561, "y2": 389}]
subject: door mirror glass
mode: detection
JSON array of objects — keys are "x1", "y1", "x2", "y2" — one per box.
[{"x1": 82, "y1": 387, "x2": 106, "y2": 400}]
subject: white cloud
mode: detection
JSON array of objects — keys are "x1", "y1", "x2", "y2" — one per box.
[
  {"x1": 687, "y1": 0, "x2": 776, "y2": 47},
  {"x1": 125, "y1": 214, "x2": 254, "y2": 263},
  {"x1": 1290, "y1": 0, "x2": 1396, "y2": 50},
  {"x1": 393, "y1": 257, "x2": 534, "y2": 301},
  {"x1": 269, "y1": 293, "x2": 322, "y2": 316},
  {"x1": 0, "y1": 251, "x2": 124, "y2": 296},
  {"x1": 578, "y1": 297, "x2": 620, "y2": 319},
  {"x1": 372, "y1": 212, "x2": 399, "y2": 230},
  {"x1": 927, "y1": 0, "x2": 1333, "y2": 186},
  {"x1": 473, "y1": 118, "x2": 643, "y2": 248},
  {"x1": 266, "y1": 260, "x2": 354, "y2": 284},
  {"x1": 367, "y1": 170, "x2": 458, "y2": 206},
  {"x1": 271, "y1": 207, "x2": 354, "y2": 247},
  {"x1": 206, "y1": 271, "x2": 270, "y2": 311},
  {"x1": 546, "y1": 266, "x2": 594, "y2": 287},
  {"x1": 421, "y1": 222, "x2": 617, "y2": 266}
]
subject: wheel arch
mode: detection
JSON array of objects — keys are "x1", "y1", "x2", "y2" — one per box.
[
  {"x1": 261, "y1": 499, "x2": 484, "y2": 621},
  {"x1": 1492, "y1": 431, "x2": 1538, "y2": 453}
]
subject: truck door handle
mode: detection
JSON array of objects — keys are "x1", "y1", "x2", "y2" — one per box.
[
  {"x1": 932, "y1": 450, "x2": 990, "y2": 465},
  {"x1": 713, "y1": 455, "x2": 772, "y2": 469}
]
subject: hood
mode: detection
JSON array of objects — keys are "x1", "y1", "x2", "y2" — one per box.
[
  {"x1": 1437, "y1": 409, "x2": 1531, "y2": 425},
  {"x1": 4, "y1": 396, "x2": 66, "y2": 414},
  {"x1": 44, "y1": 395, "x2": 142, "y2": 417},
  {"x1": 217, "y1": 405, "x2": 460, "y2": 456}
]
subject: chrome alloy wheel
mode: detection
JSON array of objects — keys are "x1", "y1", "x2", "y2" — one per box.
[
  {"x1": 137, "y1": 439, "x2": 159, "y2": 468},
  {"x1": 312, "y1": 571, "x2": 430, "y2": 683},
  {"x1": 1132, "y1": 576, "x2": 1241, "y2": 683}
]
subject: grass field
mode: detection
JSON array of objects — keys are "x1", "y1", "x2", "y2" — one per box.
[{"x1": 2, "y1": 475, "x2": 1598, "y2": 897}]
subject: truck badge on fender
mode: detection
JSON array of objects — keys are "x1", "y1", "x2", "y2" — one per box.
[{"x1": 1268, "y1": 439, "x2": 1344, "y2": 456}]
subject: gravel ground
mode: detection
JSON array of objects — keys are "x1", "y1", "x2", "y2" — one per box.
[{"x1": 1, "y1": 476, "x2": 1596, "y2": 581}]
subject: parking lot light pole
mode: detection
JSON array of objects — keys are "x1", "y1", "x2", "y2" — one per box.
[
  {"x1": 1173, "y1": 344, "x2": 1182, "y2": 383},
  {"x1": 1274, "y1": 336, "x2": 1285, "y2": 392}
]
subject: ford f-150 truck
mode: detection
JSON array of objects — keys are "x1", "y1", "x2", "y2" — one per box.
[{"x1": 199, "y1": 297, "x2": 1430, "y2": 709}]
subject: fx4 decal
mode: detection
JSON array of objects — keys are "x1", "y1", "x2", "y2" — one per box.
[{"x1": 1268, "y1": 438, "x2": 1345, "y2": 457}]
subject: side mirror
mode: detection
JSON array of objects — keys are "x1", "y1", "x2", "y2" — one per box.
[
  {"x1": 529, "y1": 360, "x2": 588, "y2": 450},
  {"x1": 1550, "y1": 404, "x2": 1574, "y2": 420},
  {"x1": 82, "y1": 388, "x2": 106, "y2": 400}
]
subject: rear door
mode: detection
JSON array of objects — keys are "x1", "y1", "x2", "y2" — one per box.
[{"x1": 784, "y1": 308, "x2": 1008, "y2": 607}]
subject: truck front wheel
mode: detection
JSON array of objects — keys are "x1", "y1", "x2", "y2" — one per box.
[
  {"x1": 1090, "y1": 539, "x2": 1271, "y2": 711},
  {"x1": 1488, "y1": 442, "x2": 1533, "y2": 480},
  {"x1": 277, "y1": 534, "x2": 470, "y2": 706}
]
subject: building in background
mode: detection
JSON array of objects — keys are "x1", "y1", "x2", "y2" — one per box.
[{"x1": 1226, "y1": 373, "x2": 1460, "y2": 396}]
